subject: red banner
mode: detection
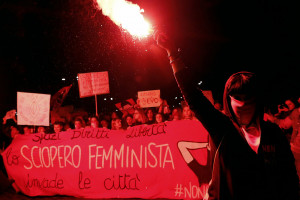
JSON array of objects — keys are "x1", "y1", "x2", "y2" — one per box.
[{"x1": 1, "y1": 120, "x2": 211, "y2": 199}]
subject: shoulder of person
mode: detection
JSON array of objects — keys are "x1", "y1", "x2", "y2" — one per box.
[
  {"x1": 261, "y1": 120, "x2": 284, "y2": 138},
  {"x1": 262, "y1": 120, "x2": 293, "y2": 147},
  {"x1": 288, "y1": 108, "x2": 300, "y2": 119}
]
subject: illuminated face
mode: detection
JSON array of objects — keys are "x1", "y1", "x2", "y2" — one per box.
[
  {"x1": 173, "y1": 114, "x2": 180, "y2": 121},
  {"x1": 90, "y1": 117, "x2": 99, "y2": 128},
  {"x1": 38, "y1": 126, "x2": 46, "y2": 133},
  {"x1": 155, "y1": 114, "x2": 163, "y2": 123},
  {"x1": 115, "y1": 119, "x2": 122, "y2": 129},
  {"x1": 230, "y1": 95, "x2": 257, "y2": 126},
  {"x1": 23, "y1": 127, "x2": 31, "y2": 135},
  {"x1": 54, "y1": 124, "x2": 62, "y2": 133},
  {"x1": 133, "y1": 110, "x2": 140, "y2": 120},
  {"x1": 11, "y1": 126, "x2": 19, "y2": 138},
  {"x1": 126, "y1": 116, "x2": 133, "y2": 126},
  {"x1": 285, "y1": 100, "x2": 295, "y2": 111},
  {"x1": 182, "y1": 106, "x2": 192, "y2": 119},
  {"x1": 147, "y1": 110, "x2": 153, "y2": 120},
  {"x1": 172, "y1": 108, "x2": 178, "y2": 115},
  {"x1": 74, "y1": 121, "x2": 82, "y2": 129}
]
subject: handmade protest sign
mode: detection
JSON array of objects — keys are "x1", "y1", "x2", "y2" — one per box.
[
  {"x1": 17, "y1": 92, "x2": 50, "y2": 126},
  {"x1": 138, "y1": 90, "x2": 160, "y2": 108},
  {"x1": 78, "y1": 71, "x2": 109, "y2": 98},
  {"x1": 2, "y1": 120, "x2": 210, "y2": 199}
]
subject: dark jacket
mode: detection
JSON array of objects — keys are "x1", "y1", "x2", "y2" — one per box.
[{"x1": 174, "y1": 70, "x2": 299, "y2": 200}]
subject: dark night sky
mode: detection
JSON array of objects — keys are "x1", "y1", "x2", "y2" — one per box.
[{"x1": 0, "y1": 0, "x2": 299, "y2": 117}]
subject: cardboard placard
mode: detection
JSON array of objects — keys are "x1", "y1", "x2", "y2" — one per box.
[
  {"x1": 138, "y1": 90, "x2": 160, "y2": 108},
  {"x1": 78, "y1": 72, "x2": 109, "y2": 98},
  {"x1": 17, "y1": 92, "x2": 50, "y2": 126}
]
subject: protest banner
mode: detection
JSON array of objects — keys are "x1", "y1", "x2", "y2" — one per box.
[
  {"x1": 138, "y1": 90, "x2": 160, "y2": 108},
  {"x1": 2, "y1": 120, "x2": 210, "y2": 199},
  {"x1": 78, "y1": 72, "x2": 109, "y2": 98},
  {"x1": 17, "y1": 92, "x2": 50, "y2": 126}
]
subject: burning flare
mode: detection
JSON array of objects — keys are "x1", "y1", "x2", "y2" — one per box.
[{"x1": 96, "y1": 0, "x2": 152, "y2": 37}]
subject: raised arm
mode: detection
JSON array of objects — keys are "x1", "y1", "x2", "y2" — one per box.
[{"x1": 153, "y1": 31, "x2": 232, "y2": 146}]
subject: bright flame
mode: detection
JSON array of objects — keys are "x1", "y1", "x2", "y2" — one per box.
[{"x1": 96, "y1": 0, "x2": 152, "y2": 37}]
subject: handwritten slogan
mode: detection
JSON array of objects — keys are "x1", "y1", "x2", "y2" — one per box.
[
  {"x1": 78, "y1": 71, "x2": 110, "y2": 98},
  {"x1": 17, "y1": 92, "x2": 50, "y2": 126},
  {"x1": 138, "y1": 90, "x2": 160, "y2": 108},
  {"x1": 2, "y1": 121, "x2": 210, "y2": 199}
]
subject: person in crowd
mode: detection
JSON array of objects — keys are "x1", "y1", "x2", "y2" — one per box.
[
  {"x1": 100, "y1": 119, "x2": 109, "y2": 129},
  {"x1": 154, "y1": 30, "x2": 299, "y2": 200},
  {"x1": 111, "y1": 118, "x2": 123, "y2": 130},
  {"x1": 285, "y1": 98, "x2": 298, "y2": 112},
  {"x1": 170, "y1": 107, "x2": 182, "y2": 121},
  {"x1": 264, "y1": 98, "x2": 299, "y2": 130},
  {"x1": 273, "y1": 103, "x2": 290, "y2": 119},
  {"x1": 264, "y1": 98, "x2": 300, "y2": 183},
  {"x1": 155, "y1": 113, "x2": 164, "y2": 124},
  {"x1": 53, "y1": 121, "x2": 64, "y2": 133},
  {"x1": 181, "y1": 103, "x2": 198, "y2": 121},
  {"x1": 158, "y1": 99, "x2": 171, "y2": 120},
  {"x1": 22, "y1": 126, "x2": 34, "y2": 135},
  {"x1": 133, "y1": 108, "x2": 148, "y2": 125},
  {"x1": 288, "y1": 106, "x2": 300, "y2": 185},
  {"x1": 145, "y1": 108, "x2": 155, "y2": 125},
  {"x1": 10, "y1": 125, "x2": 20, "y2": 139},
  {"x1": 37, "y1": 126, "x2": 47, "y2": 134},
  {"x1": 123, "y1": 114, "x2": 134, "y2": 129},
  {"x1": 89, "y1": 116, "x2": 100, "y2": 128},
  {"x1": 37, "y1": 126, "x2": 45, "y2": 133},
  {"x1": 74, "y1": 118, "x2": 84, "y2": 129}
]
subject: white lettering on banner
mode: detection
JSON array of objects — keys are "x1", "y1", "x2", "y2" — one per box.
[
  {"x1": 21, "y1": 143, "x2": 174, "y2": 170},
  {"x1": 88, "y1": 143, "x2": 175, "y2": 170},
  {"x1": 21, "y1": 145, "x2": 81, "y2": 169},
  {"x1": 174, "y1": 182, "x2": 208, "y2": 199}
]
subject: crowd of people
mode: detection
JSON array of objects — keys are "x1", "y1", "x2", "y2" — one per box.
[
  {"x1": 0, "y1": 98, "x2": 200, "y2": 151},
  {"x1": 1, "y1": 93, "x2": 299, "y2": 157},
  {"x1": 0, "y1": 30, "x2": 299, "y2": 199},
  {"x1": 1, "y1": 81, "x2": 300, "y2": 200}
]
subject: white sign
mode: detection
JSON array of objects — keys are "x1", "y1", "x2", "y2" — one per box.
[
  {"x1": 78, "y1": 71, "x2": 109, "y2": 98},
  {"x1": 17, "y1": 92, "x2": 50, "y2": 126},
  {"x1": 138, "y1": 90, "x2": 160, "y2": 108}
]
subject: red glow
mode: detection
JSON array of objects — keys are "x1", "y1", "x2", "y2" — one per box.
[{"x1": 96, "y1": 0, "x2": 152, "y2": 38}]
